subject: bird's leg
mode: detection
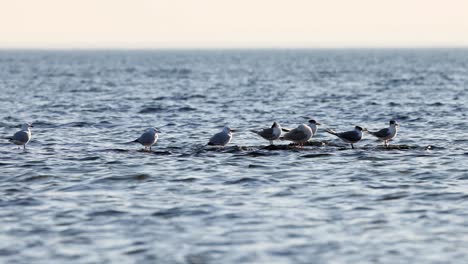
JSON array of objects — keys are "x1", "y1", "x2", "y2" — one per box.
[
  {"x1": 23, "y1": 145, "x2": 26, "y2": 150},
  {"x1": 149, "y1": 145, "x2": 152, "y2": 151},
  {"x1": 269, "y1": 140, "x2": 273, "y2": 145},
  {"x1": 351, "y1": 144, "x2": 354, "y2": 149}
]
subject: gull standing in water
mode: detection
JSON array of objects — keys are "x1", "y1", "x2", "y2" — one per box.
[
  {"x1": 208, "y1": 127, "x2": 235, "y2": 147},
  {"x1": 325, "y1": 125, "x2": 367, "y2": 149},
  {"x1": 367, "y1": 120, "x2": 399, "y2": 148},
  {"x1": 8, "y1": 123, "x2": 33, "y2": 150},
  {"x1": 251, "y1": 121, "x2": 282, "y2": 145},
  {"x1": 280, "y1": 124, "x2": 313, "y2": 147},
  {"x1": 133, "y1": 127, "x2": 160, "y2": 151}
]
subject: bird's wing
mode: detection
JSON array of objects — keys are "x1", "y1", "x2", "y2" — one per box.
[
  {"x1": 137, "y1": 131, "x2": 155, "y2": 145},
  {"x1": 283, "y1": 128, "x2": 307, "y2": 141},
  {"x1": 209, "y1": 132, "x2": 229, "y2": 145},
  {"x1": 337, "y1": 131, "x2": 361, "y2": 142},
  {"x1": 370, "y1": 128, "x2": 390, "y2": 138},
  {"x1": 257, "y1": 128, "x2": 274, "y2": 139},
  {"x1": 11, "y1": 131, "x2": 29, "y2": 143}
]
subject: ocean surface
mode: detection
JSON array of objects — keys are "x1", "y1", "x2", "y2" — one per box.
[{"x1": 0, "y1": 49, "x2": 467, "y2": 263}]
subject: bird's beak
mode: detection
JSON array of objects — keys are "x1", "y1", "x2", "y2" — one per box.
[
  {"x1": 316, "y1": 122, "x2": 322, "y2": 126},
  {"x1": 230, "y1": 129, "x2": 236, "y2": 132},
  {"x1": 30, "y1": 125, "x2": 34, "y2": 128},
  {"x1": 362, "y1": 128, "x2": 368, "y2": 132}
]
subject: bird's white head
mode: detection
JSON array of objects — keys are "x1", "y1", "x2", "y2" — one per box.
[
  {"x1": 307, "y1": 119, "x2": 321, "y2": 134},
  {"x1": 21, "y1": 123, "x2": 33, "y2": 130},
  {"x1": 148, "y1": 127, "x2": 160, "y2": 133},
  {"x1": 389, "y1": 120, "x2": 399, "y2": 128},
  {"x1": 355, "y1": 126, "x2": 367, "y2": 132},
  {"x1": 223, "y1": 127, "x2": 235, "y2": 133}
]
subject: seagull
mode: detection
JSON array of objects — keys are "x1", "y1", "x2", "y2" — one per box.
[
  {"x1": 280, "y1": 124, "x2": 313, "y2": 147},
  {"x1": 7, "y1": 123, "x2": 33, "y2": 150},
  {"x1": 325, "y1": 125, "x2": 367, "y2": 149},
  {"x1": 133, "y1": 127, "x2": 160, "y2": 151},
  {"x1": 251, "y1": 121, "x2": 282, "y2": 145},
  {"x1": 367, "y1": 120, "x2": 399, "y2": 147},
  {"x1": 208, "y1": 127, "x2": 235, "y2": 147}
]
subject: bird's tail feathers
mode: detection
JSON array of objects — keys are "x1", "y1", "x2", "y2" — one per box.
[{"x1": 325, "y1": 128, "x2": 337, "y2": 135}]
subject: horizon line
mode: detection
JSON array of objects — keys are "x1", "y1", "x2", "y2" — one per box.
[{"x1": 1, "y1": 45, "x2": 468, "y2": 51}]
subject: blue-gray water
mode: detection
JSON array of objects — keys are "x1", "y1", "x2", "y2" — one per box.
[{"x1": 1, "y1": 49, "x2": 467, "y2": 263}]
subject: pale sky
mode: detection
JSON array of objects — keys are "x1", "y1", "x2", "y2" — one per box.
[{"x1": 1, "y1": 0, "x2": 467, "y2": 48}]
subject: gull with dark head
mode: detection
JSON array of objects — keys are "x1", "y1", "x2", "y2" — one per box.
[
  {"x1": 325, "y1": 125, "x2": 367, "y2": 149},
  {"x1": 251, "y1": 121, "x2": 282, "y2": 145},
  {"x1": 280, "y1": 124, "x2": 313, "y2": 147},
  {"x1": 367, "y1": 120, "x2": 399, "y2": 147},
  {"x1": 208, "y1": 127, "x2": 235, "y2": 147},
  {"x1": 133, "y1": 127, "x2": 160, "y2": 151},
  {"x1": 307, "y1": 119, "x2": 321, "y2": 136},
  {"x1": 8, "y1": 123, "x2": 33, "y2": 150}
]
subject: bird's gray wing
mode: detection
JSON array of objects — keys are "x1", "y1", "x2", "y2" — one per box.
[
  {"x1": 137, "y1": 131, "x2": 155, "y2": 145},
  {"x1": 12, "y1": 131, "x2": 29, "y2": 143},
  {"x1": 257, "y1": 128, "x2": 275, "y2": 139},
  {"x1": 284, "y1": 129, "x2": 307, "y2": 141},
  {"x1": 337, "y1": 131, "x2": 361, "y2": 142},
  {"x1": 209, "y1": 132, "x2": 229, "y2": 145},
  {"x1": 370, "y1": 128, "x2": 390, "y2": 138}
]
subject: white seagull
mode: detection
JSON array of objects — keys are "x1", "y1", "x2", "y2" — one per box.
[
  {"x1": 133, "y1": 127, "x2": 160, "y2": 151},
  {"x1": 280, "y1": 124, "x2": 313, "y2": 147},
  {"x1": 8, "y1": 123, "x2": 33, "y2": 150},
  {"x1": 208, "y1": 127, "x2": 235, "y2": 147},
  {"x1": 367, "y1": 120, "x2": 399, "y2": 147},
  {"x1": 251, "y1": 121, "x2": 282, "y2": 145},
  {"x1": 325, "y1": 125, "x2": 367, "y2": 149}
]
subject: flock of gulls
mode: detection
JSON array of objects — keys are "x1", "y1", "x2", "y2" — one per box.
[{"x1": 6, "y1": 120, "x2": 399, "y2": 151}]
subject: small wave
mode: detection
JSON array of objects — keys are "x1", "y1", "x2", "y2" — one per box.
[
  {"x1": 60, "y1": 121, "x2": 92, "y2": 128},
  {"x1": 178, "y1": 106, "x2": 197, "y2": 112},
  {"x1": 224, "y1": 177, "x2": 260, "y2": 185},
  {"x1": 138, "y1": 106, "x2": 165, "y2": 113},
  {"x1": 170, "y1": 177, "x2": 198, "y2": 182},
  {"x1": 78, "y1": 156, "x2": 100, "y2": 161},
  {"x1": 153, "y1": 94, "x2": 206, "y2": 101},
  {"x1": 87, "y1": 209, "x2": 127, "y2": 217},
  {"x1": 0, "y1": 197, "x2": 43, "y2": 207},
  {"x1": 23, "y1": 175, "x2": 54, "y2": 182},
  {"x1": 152, "y1": 207, "x2": 209, "y2": 218},
  {"x1": 376, "y1": 192, "x2": 409, "y2": 201},
  {"x1": 301, "y1": 153, "x2": 333, "y2": 158},
  {"x1": 92, "y1": 173, "x2": 152, "y2": 183}
]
